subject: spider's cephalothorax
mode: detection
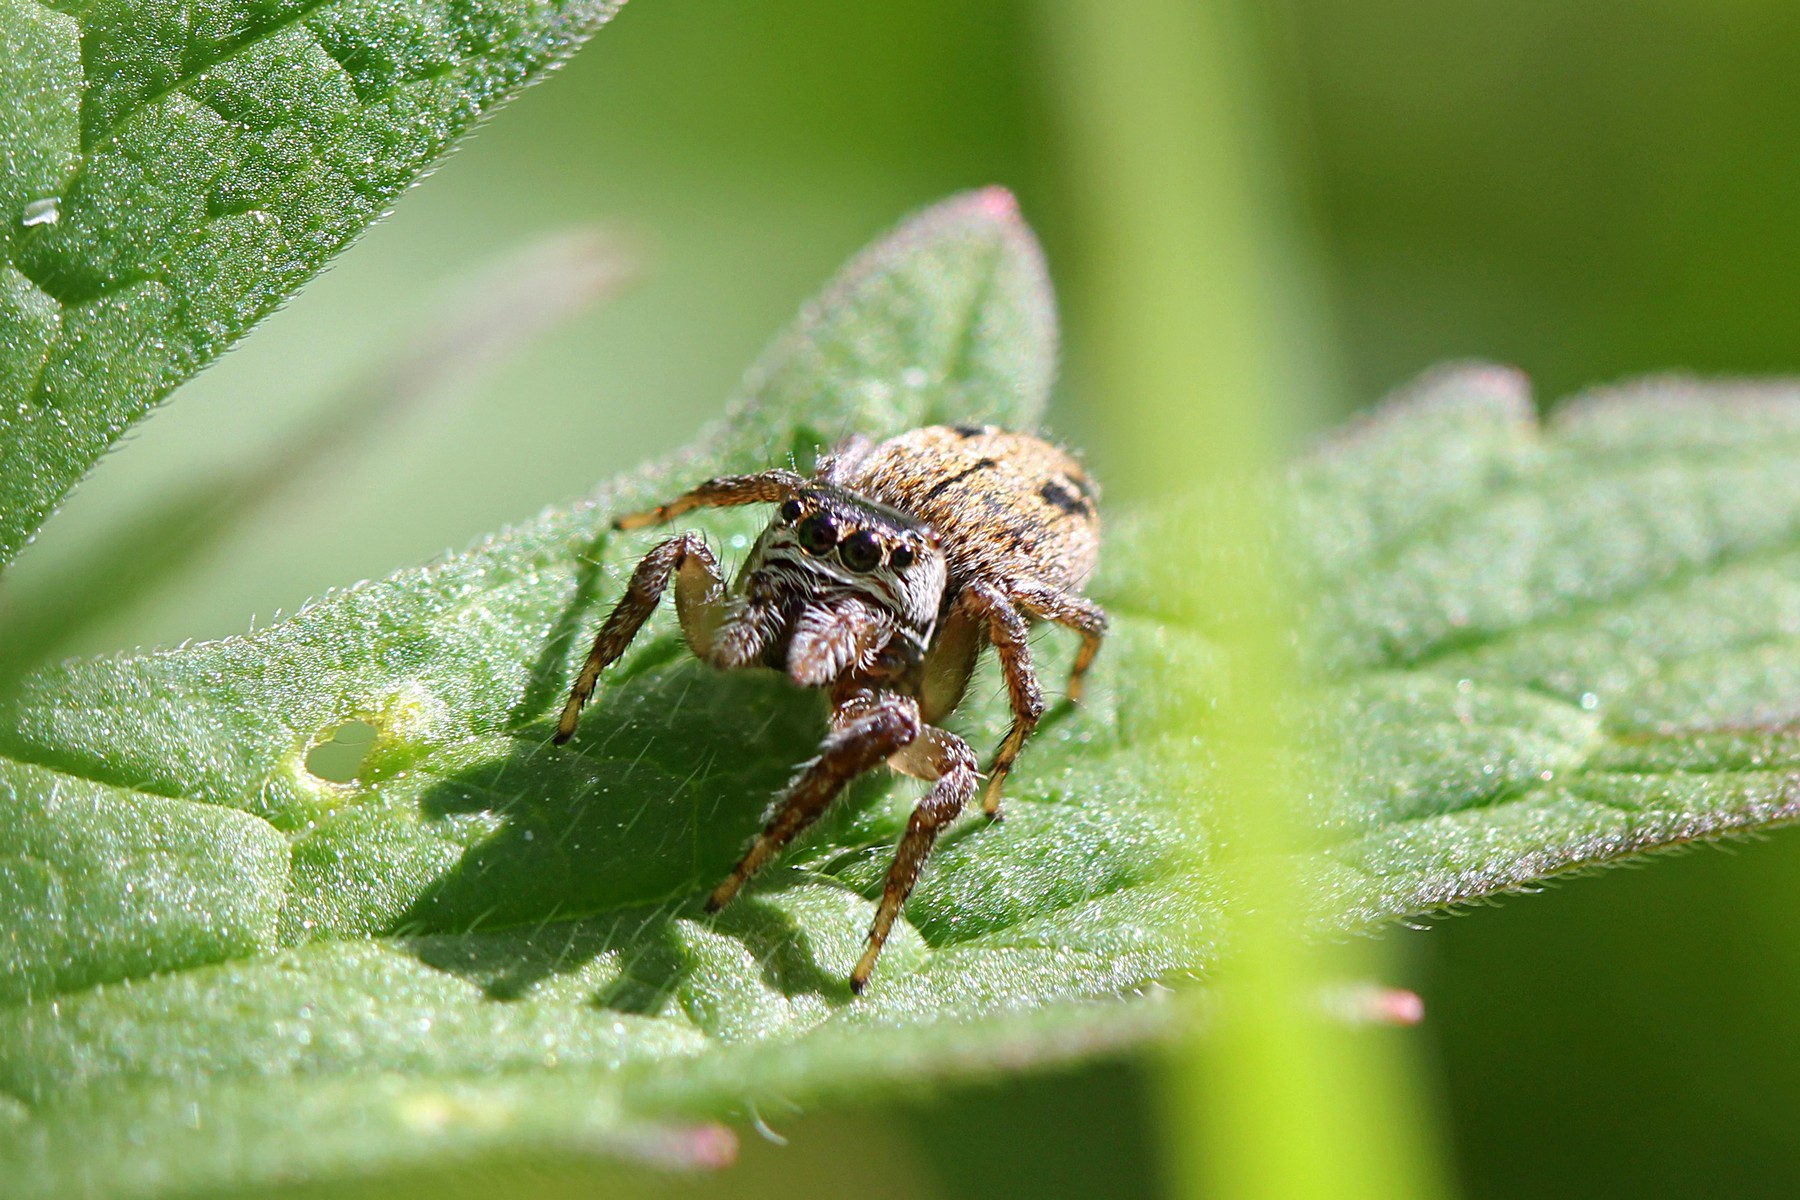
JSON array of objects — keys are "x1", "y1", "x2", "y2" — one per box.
[{"x1": 554, "y1": 425, "x2": 1106, "y2": 992}]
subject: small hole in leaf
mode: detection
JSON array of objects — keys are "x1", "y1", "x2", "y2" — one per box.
[{"x1": 304, "y1": 720, "x2": 379, "y2": 783}]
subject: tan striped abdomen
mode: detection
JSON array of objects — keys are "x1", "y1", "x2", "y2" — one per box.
[{"x1": 846, "y1": 425, "x2": 1100, "y2": 591}]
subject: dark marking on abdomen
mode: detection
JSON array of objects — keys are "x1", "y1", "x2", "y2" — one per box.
[
  {"x1": 1039, "y1": 478, "x2": 1090, "y2": 516},
  {"x1": 922, "y1": 456, "x2": 998, "y2": 501}
]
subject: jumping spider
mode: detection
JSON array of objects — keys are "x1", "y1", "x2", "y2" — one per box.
[{"x1": 554, "y1": 425, "x2": 1106, "y2": 992}]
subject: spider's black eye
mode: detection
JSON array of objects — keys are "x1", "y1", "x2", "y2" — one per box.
[
  {"x1": 797, "y1": 513, "x2": 837, "y2": 554},
  {"x1": 890, "y1": 544, "x2": 916, "y2": 571},
  {"x1": 839, "y1": 530, "x2": 882, "y2": 573},
  {"x1": 779, "y1": 498, "x2": 803, "y2": 522}
]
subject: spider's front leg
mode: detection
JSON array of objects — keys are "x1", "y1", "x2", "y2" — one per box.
[
  {"x1": 706, "y1": 689, "x2": 921, "y2": 913},
  {"x1": 612, "y1": 469, "x2": 804, "y2": 531},
  {"x1": 553, "y1": 532, "x2": 728, "y2": 744},
  {"x1": 853, "y1": 723, "x2": 978, "y2": 992}
]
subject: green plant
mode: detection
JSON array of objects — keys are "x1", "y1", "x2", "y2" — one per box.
[{"x1": 9, "y1": 3, "x2": 1800, "y2": 1198}]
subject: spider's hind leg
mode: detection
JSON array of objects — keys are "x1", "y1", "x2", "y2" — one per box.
[
  {"x1": 955, "y1": 578, "x2": 1110, "y2": 817},
  {"x1": 1011, "y1": 580, "x2": 1109, "y2": 704},
  {"x1": 554, "y1": 532, "x2": 727, "y2": 744},
  {"x1": 958, "y1": 581, "x2": 1045, "y2": 819}
]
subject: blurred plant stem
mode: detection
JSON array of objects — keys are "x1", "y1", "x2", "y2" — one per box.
[
  {"x1": 0, "y1": 229, "x2": 640, "y2": 686},
  {"x1": 1041, "y1": 1, "x2": 1449, "y2": 1198}
]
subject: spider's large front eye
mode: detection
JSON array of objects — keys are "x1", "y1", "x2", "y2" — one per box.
[
  {"x1": 797, "y1": 513, "x2": 837, "y2": 554},
  {"x1": 839, "y1": 530, "x2": 882, "y2": 573}
]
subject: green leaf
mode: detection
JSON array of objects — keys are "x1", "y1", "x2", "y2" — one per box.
[
  {"x1": 0, "y1": 228, "x2": 636, "y2": 683},
  {"x1": 7, "y1": 194, "x2": 1800, "y2": 1199},
  {"x1": 0, "y1": 0, "x2": 629, "y2": 567},
  {"x1": 0, "y1": 759, "x2": 288, "y2": 1006},
  {"x1": 0, "y1": 188, "x2": 1072, "y2": 1196}
]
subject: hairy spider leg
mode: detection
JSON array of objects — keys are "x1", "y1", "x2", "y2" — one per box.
[
  {"x1": 959, "y1": 581, "x2": 1045, "y2": 818},
  {"x1": 553, "y1": 532, "x2": 725, "y2": 745},
  {"x1": 706, "y1": 689, "x2": 921, "y2": 913},
  {"x1": 611, "y1": 469, "x2": 805, "y2": 531},
  {"x1": 1008, "y1": 579, "x2": 1109, "y2": 703},
  {"x1": 852, "y1": 724, "x2": 979, "y2": 992},
  {"x1": 814, "y1": 434, "x2": 874, "y2": 484}
]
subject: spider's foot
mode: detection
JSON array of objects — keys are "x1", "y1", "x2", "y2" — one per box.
[
  {"x1": 980, "y1": 772, "x2": 1011, "y2": 819},
  {"x1": 704, "y1": 876, "x2": 742, "y2": 913},
  {"x1": 612, "y1": 507, "x2": 665, "y2": 532},
  {"x1": 850, "y1": 943, "x2": 881, "y2": 995}
]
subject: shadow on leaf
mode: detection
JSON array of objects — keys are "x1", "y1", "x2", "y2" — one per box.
[
  {"x1": 398, "y1": 660, "x2": 823, "y2": 932},
  {"x1": 389, "y1": 645, "x2": 903, "y2": 1015}
]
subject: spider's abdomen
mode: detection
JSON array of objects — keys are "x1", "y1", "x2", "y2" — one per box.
[{"x1": 846, "y1": 426, "x2": 1100, "y2": 591}]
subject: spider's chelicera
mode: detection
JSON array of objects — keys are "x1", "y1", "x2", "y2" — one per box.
[{"x1": 555, "y1": 425, "x2": 1107, "y2": 992}]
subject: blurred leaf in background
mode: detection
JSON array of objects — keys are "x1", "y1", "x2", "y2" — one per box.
[
  {"x1": 1296, "y1": 0, "x2": 1800, "y2": 404},
  {"x1": 0, "y1": 229, "x2": 638, "y2": 682},
  {"x1": 1282, "y1": 6, "x2": 1800, "y2": 1197}
]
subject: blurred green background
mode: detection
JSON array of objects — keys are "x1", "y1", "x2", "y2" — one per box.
[{"x1": 11, "y1": 0, "x2": 1800, "y2": 1195}]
